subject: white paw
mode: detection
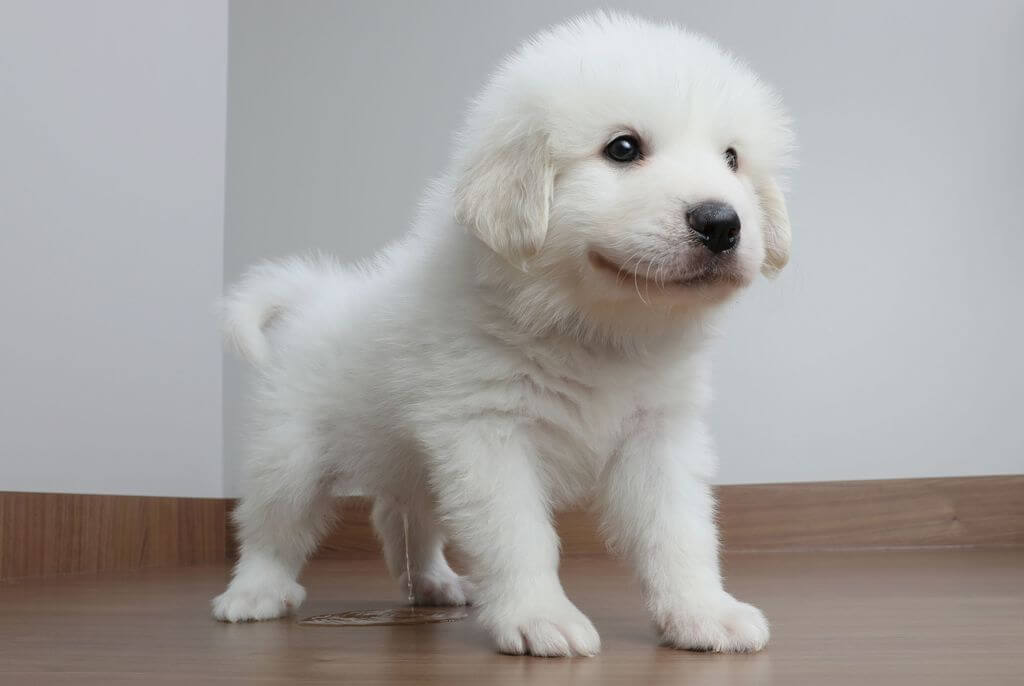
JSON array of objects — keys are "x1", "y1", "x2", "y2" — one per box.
[
  {"x1": 480, "y1": 595, "x2": 601, "y2": 657},
  {"x1": 657, "y1": 592, "x2": 769, "y2": 653},
  {"x1": 403, "y1": 570, "x2": 474, "y2": 606},
  {"x1": 211, "y1": 576, "x2": 306, "y2": 622}
]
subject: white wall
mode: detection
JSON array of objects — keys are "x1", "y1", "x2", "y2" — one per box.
[
  {"x1": 0, "y1": 2, "x2": 1014, "y2": 497},
  {"x1": 0, "y1": 1, "x2": 228, "y2": 497},
  {"x1": 224, "y1": 0, "x2": 1023, "y2": 491},
  {"x1": 11, "y1": 2, "x2": 1010, "y2": 496}
]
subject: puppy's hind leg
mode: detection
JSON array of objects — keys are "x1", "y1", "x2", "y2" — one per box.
[
  {"x1": 212, "y1": 440, "x2": 337, "y2": 622},
  {"x1": 371, "y1": 495, "x2": 472, "y2": 606}
]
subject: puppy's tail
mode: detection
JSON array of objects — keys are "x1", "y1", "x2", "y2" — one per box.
[{"x1": 219, "y1": 255, "x2": 335, "y2": 367}]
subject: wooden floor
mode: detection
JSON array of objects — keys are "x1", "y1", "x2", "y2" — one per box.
[{"x1": 1, "y1": 549, "x2": 1021, "y2": 685}]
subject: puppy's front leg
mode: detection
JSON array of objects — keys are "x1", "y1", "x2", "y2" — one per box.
[
  {"x1": 427, "y1": 424, "x2": 600, "y2": 657},
  {"x1": 598, "y1": 413, "x2": 769, "y2": 652}
]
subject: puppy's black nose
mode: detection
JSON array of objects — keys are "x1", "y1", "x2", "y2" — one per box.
[{"x1": 686, "y1": 202, "x2": 741, "y2": 254}]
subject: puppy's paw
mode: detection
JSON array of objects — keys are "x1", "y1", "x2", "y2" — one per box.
[
  {"x1": 657, "y1": 592, "x2": 769, "y2": 653},
  {"x1": 211, "y1": 576, "x2": 306, "y2": 622},
  {"x1": 403, "y1": 569, "x2": 474, "y2": 606},
  {"x1": 480, "y1": 596, "x2": 600, "y2": 657}
]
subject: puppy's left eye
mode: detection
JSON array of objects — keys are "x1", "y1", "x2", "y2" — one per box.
[
  {"x1": 604, "y1": 135, "x2": 642, "y2": 163},
  {"x1": 724, "y1": 147, "x2": 739, "y2": 172}
]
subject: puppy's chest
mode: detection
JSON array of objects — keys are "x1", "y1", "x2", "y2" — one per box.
[{"x1": 513, "y1": 356, "x2": 658, "y2": 489}]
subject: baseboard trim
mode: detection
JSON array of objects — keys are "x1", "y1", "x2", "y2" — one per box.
[
  {"x1": 3, "y1": 475, "x2": 1021, "y2": 580},
  {"x1": 313, "y1": 475, "x2": 1024, "y2": 559},
  {"x1": 0, "y1": 492, "x2": 227, "y2": 581},
  {"x1": 717, "y1": 476, "x2": 1024, "y2": 552}
]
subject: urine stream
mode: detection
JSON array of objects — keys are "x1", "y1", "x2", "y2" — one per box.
[
  {"x1": 299, "y1": 510, "x2": 468, "y2": 627},
  {"x1": 403, "y1": 511, "x2": 414, "y2": 605}
]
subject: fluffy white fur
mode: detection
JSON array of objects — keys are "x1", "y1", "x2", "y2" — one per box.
[{"x1": 213, "y1": 13, "x2": 793, "y2": 658}]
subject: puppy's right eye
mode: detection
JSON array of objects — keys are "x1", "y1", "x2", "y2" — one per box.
[{"x1": 604, "y1": 135, "x2": 642, "y2": 163}]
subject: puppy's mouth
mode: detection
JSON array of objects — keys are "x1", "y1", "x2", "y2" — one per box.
[{"x1": 588, "y1": 250, "x2": 744, "y2": 289}]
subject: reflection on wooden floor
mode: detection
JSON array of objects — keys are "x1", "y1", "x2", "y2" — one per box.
[{"x1": 1, "y1": 549, "x2": 1022, "y2": 685}]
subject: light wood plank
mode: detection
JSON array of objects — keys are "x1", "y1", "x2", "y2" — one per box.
[{"x1": 0, "y1": 550, "x2": 1021, "y2": 684}]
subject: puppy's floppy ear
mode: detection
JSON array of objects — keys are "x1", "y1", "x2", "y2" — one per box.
[
  {"x1": 758, "y1": 177, "x2": 792, "y2": 277},
  {"x1": 453, "y1": 126, "x2": 553, "y2": 267}
]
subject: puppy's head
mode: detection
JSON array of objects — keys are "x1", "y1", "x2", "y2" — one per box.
[{"x1": 453, "y1": 13, "x2": 794, "y2": 317}]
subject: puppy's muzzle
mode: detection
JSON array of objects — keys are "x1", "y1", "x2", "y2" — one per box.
[{"x1": 686, "y1": 202, "x2": 740, "y2": 254}]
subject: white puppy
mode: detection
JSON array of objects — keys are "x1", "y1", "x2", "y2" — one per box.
[{"x1": 213, "y1": 12, "x2": 793, "y2": 658}]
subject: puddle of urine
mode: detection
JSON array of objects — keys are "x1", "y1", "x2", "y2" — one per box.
[
  {"x1": 299, "y1": 510, "x2": 468, "y2": 627},
  {"x1": 299, "y1": 607, "x2": 469, "y2": 626}
]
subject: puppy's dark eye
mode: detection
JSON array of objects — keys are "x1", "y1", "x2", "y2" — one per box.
[
  {"x1": 724, "y1": 147, "x2": 739, "y2": 172},
  {"x1": 604, "y1": 135, "x2": 642, "y2": 163}
]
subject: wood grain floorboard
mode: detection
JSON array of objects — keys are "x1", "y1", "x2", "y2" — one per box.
[{"x1": 1, "y1": 549, "x2": 1021, "y2": 685}]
